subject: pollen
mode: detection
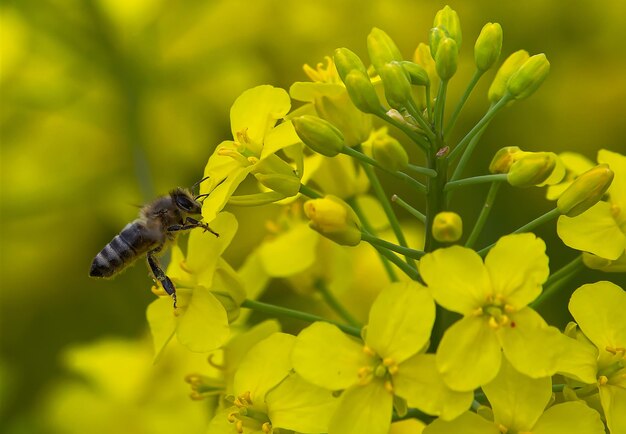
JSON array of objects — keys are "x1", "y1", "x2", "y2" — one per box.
[
  {"x1": 262, "y1": 422, "x2": 272, "y2": 433},
  {"x1": 362, "y1": 345, "x2": 376, "y2": 357},
  {"x1": 384, "y1": 380, "x2": 394, "y2": 393},
  {"x1": 598, "y1": 375, "x2": 609, "y2": 386}
]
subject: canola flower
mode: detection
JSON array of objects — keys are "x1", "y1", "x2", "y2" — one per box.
[{"x1": 51, "y1": 5, "x2": 625, "y2": 434}]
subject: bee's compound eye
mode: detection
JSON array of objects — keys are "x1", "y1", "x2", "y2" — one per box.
[{"x1": 175, "y1": 194, "x2": 196, "y2": 212}]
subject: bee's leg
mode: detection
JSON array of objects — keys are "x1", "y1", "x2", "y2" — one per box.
[
  {"x1": 167, "y1": 217, "x2": 219, "y2": 237},
  {"x1": 147, "y1": 250, "x2": 177, "y2": 308}
]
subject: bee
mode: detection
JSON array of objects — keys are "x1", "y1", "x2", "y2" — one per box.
[{"x1": 89, "y1": 186, "x2": 217, "y2": 306}]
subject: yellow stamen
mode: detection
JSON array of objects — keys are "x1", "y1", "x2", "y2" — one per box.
[
  {"x1": 384, "y1": 380, "x2": 394, "y2": 393},
  {"x1": 472, "y1": 307, "x2": 484, "y2": 316},
  {"x1": 382, "y1": 357, "x2": 395, "y2": 367},
  {"x1": 388, "y1": 365, "x2": 399, "y2": 375},
  {"x1": 598, "y1": 375, "x2": 609, "y2": 385},
  {"x1": 497, "y1": 423, "x2": 508, "y2": 433},
  {"x1": 504, "y1": 304, "x2": 516, "y2": 313},
  {"x1": 227, "y1": 412, "x2": 238, "y2": 423},
  {"x1": 262, "y1": 422, "x2": 272, "y2": 433},
  {"x1": 151, "y1": 285, "x2": 167, "y2": 297},
  {"x1": 236, "y1": 420, "x2": 244, "y2": 434},
  {"x1": 363, "y1": 345, "x2": 376, "y2": 357},
  {"x1": 488, "y1": 316, "x2": 499, "y2": 329}
]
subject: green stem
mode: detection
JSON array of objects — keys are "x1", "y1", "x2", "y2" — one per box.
[
  {"x1": 465, "y1": 182, "x2": 501, "y2": 248},
  {"x1": 240, "y1": 299, "x2": 361, "y2": 337},
  {"x1": 360, "y1": 161, "x2": 418, "y2": 269},
  {"x1": 445, "y1": 174, "x2": 508, "y2": 192},
  {"x1": 406, "y1": 99, "x2": 437, "y2": 143},
  {"x1": 348, "y1": 197, "x2": 398, "y2": 282},
  {"x1": 423, "y1": 150, "x2": 448, "y2": 252},
  {"x1": 361, "y1": 232, "x2": 425, "y2": 260},
  {"x1": 315, "y1": 280, "x2": 360, "y2": 327},
  {"x1": 444, "y1": 69, "x2": 483, "y2": 139},
  {"x1": 372, "y1": 246, "x2": 421, "y2": 281},
  {"x1": 392, "y1": 407, "x2": 435, "y2": 424},
  {"x1": 341, "y1": 146, "x2": 427, "y2": 194},
  {"x1": 377, "y1": 112, "x2": 430, "y2": 151},
  {"x1": 530, "y1": 255, "x2": 584, "y2": 308},
  {"x1": 477, "y1": 208, "x2": 561, "y2": 256},
  {"x1": 434, "y1": 80, "x2": 448, "y2": 133},
  {"x1": 406, "y1": 164, "x2": 438, "y2": 178},
  {"x1": 299, "y1": 183, "x2": 322, "y2": 199},
  {"x1": 391, "y1": 194, "x2": 426, "y2": 223},
  {"x1": 425, "y1": 84, "x2": 433, "y2": 122}
]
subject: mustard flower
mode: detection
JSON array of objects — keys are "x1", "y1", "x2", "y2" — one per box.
[
  {"x1": 424, "y1": 359, "x2": 605, "y2": 434},
  {"x1": 569, "y1": 281, "x2": 626, "y2": 433},
  {"x1": 419, "y1": 233, "x2": 597, "y2": 391},
  {"x1": 147, "y1": 212, "x2": 245, "y2": 356},
  {"x1": 207, "y1": 333, "x2": 337, "y2": 434},
  {"x1": 200, "y1": 85, "x2": 303, "y2": 222},
  {"x1": 292, "y1": 282, "x2": 473, "y2": 434},
  {"x1": 556, "y1": 150, "x2": 626, "y2": 271}
]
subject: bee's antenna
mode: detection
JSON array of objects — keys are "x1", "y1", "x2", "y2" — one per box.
[
  {"x1": 195, "y1": 193, "x2": 211, "y2": 203},
  {"x1": 191, "y1": 175, "x2": 211, "y2": 196}
]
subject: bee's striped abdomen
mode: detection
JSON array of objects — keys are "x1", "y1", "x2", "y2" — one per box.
[{"x1": 89, "y1": 222, "x2": 152, "y2": 278}]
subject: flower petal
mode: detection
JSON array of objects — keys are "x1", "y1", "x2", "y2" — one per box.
[
  {"x1": 266, "y1": 374, "x2": 338, "y2": 433},
  {"x1": 531, "y1": 401, "x2": 605, "y2": 434},
  {"x1": 176, "y1": 287, "x2": 229, "y2": 353},
  {"x1": 230, "y1": 85, "x2": 291, "y2": 147},
  {"x1": 436, "y1": 316, "x2": 501, "y2": 391},
  {"x1": 599, "y1": 384, "x2": 626, "y2": 434},
  {"x1": 260, "y1": 120, "x2": 302, "y2": 160},
  {"x1": 257, "y1": 222, "x2": 320, "y2": 277},
  {"x1": 498, "y1": 308, "x2": 597, "y2": 383},
  {"x1": 292, "y1": 322, "x2": 369, "y2": 391},
  {"x1": 423, "y1": 411, "x2": 500, "y2": 434},
  {"x1": 482, "y1": 359, "x2": 551, "y2": 431},
  {"x1": 569, "y1": 281, "x2": 626, "y2": 367},
  {"x1": 234, "y1": 333, "x2": 295, "y2": 402},
  {"x1": 365, "y1": 282, "x2": 435, "y2": 363},
  {"x1": 484, "y1": 233, "x2": 549, "y2": 309},
  {"x1": 557, "y1": 202, "x2": 625, "y2": 260},
  {"x1": 419, "y1": 246, "x2": 491, "y2": 314},
  {"x1": 329, "y1": 381, "x2": 392, "y2": 434},
  {"x1": 290, "y1": 81, "x2": 345, "y2": 102},
  {"x1": 598, "y1": 149, "x2": 626, "y2": 217},
  {"x1": 146, "y1": 298, "x2": 176, "y2": 361},
  {"x1": 394, "y1": 354, "x2": 473, "y2": 420}
]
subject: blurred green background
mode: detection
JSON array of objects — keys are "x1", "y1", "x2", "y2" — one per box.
[{"x1": 1, "y1": 0, "x2": 625, "y2": 432}]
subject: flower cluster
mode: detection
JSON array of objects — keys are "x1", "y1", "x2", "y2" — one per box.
[{"x1": 140, "y1": 5, "x2": 624, "y2": 434}]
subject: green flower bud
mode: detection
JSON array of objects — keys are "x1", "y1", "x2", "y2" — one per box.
[
  {"x1": 488, "y1": 50, "x2": 529, "y2": 103},
  {"x1": 303, "y1": 195, "x2": 362, "y2": 246},
  {"x1": 507, "y1": 53, "x2": 550, "y2": 100},
  {"x1": 435, "y1": 37, "x2": 458, "y2": 81},
  {"x1": 474, "y1": 22, "x2": 503, "y2": 72},
  {"x1": 433, "y1": 5, "x2": 462, "y2": 48},
  {"x1": 293, "y1": 115, "x2": 345, "y2": 157},
  {"x1": 367, "y1": 27, "x2": 403, "y2": 71},
  {"x1": 333, "y1": 47, "x2": 369, "y2": 82},
  {"x1": 343, "y1": 70, "x2": 383, "y2": 114},
  {"x1": 432, "y1": 211, "x2": 463, "y2": 243},
  {"x1": 378, "y1": 61, "x2": 412, "y2": 110},
  {"x1": 507, "y1": 152, "x2": 557, "y2": 187},
  {"x1": 254, "y1": 173, "x2": 301, "y2": 197},
  {"x1": 557, "y1": 164, "x2": 614, "y2": 217},
  {"x1": 428, "y1": 27, "x2": 448, "y2": 58},
  {"x1": 367, "y1": 127, "x2": 409, "y2": 172},
  {"x1": 400, "y1": 61, "x2": 430, "y2": 86},
  {"x1": 489, "y1": 146, "x2": 523, "y2": 173},
  {"x1": 315, "y1": 93, "x2": 372, "y2": 147}
]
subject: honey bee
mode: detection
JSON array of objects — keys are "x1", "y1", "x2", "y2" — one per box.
[{"x1": 89, "y1": 187, "x2": 217, "y2": 306}]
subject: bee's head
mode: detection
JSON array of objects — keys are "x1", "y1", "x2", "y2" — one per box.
[{"x1": 170, "y1": 188, "x2": 202, "y2": 215}]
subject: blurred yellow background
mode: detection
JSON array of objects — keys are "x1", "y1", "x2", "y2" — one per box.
[{"x1": 1, "y1": 0, "x2": 625, "y2": 432}]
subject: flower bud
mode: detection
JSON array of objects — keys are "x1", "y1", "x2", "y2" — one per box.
[
  {"x1": 400, "y1": 61, "x2": 430, "y2": 86},
  {"x1": 557, "y1": 164, "x2": 614, "y2": 217},
  {"x1": 474, "y1": 23, "x2": 503, "y2": 72},
  {"x1": 343, "y1": 70, "x2": 383, "y2": 114},
  {"x1": 507, "y1": 53, "x2": 550, "y2": 100},
  {"x1": 303, "y1": 195, "x2": 362, "y2": 246},
  {"x1": 254, "y1": 173, "x2": 301, "y2": 197},
  {"x1": 333, "y1": 47, "x2": 369, "y2": 82},
  {"x1": 582, "y1": 252, "x2": 626, "y2": 273},
  {"x1": 489, "y1": 146, "x2": 523, "y2": 173},
  {"x1": 428, "y1": 27, "x2": 448, "y2": 58},
  {"x1": 367, "y1": 27, "x2": 403, "y2": 71},
  {"x1": 433, "y1": 5, "x2": 462, "y2": 48},
  {"x1": 378, "y1": 62, "x2": 412, "y2": 110},
  {"x1": 507, "y1": 152, "x2": 557, "y2": 187},
  {"x1": 435, "y1": 37, "x2": 458, "y2": 81},
  {"x1": 432, "y1": 211, "x2": 463, "y2": 243},
  {"x1": 293, "y1": 115, "x2": 345, "y2": 157},
  {"x1": 367, "y1": 127, "x2": 409, "y2": 172},
  {"x1": 488, "y1": 50, "x2": 529, "y2": 103}
]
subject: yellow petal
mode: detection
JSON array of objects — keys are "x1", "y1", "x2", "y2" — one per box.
[
  {"x1": 366, "y1": 282, "x2": 435, "y2": 363},
  {"x1": 557, "y1": 202, "x2": 626, "y2": 260},
  {"x1": 419, "y1": 246, "x2": 491, "y2": 314},
  {"x1": 292, "y1": 322, "x2": 369, "y2": 391},
  {"x1": 201, "y1": 166, "x2": 252, "y2": 223},
  {"x1": 146, "y1": 298, "x2": 176, "y2": 362},
  {"x1": 394, "y1": 354, "x2": 473, "y2": 420},
  {"x1": 176, "y1": 287, "x2": 229, "y2": 353},
  {"x1": 234, "y1": 333, "x2": 295, "y2": 403},
  {"x1": 484, "y1": 233, "x2": 549, "y2": 309},
  {"x1": 598, "y1": 149, "x2": 626, "y2": 218},
  {"x1": 289, "y1": 81, "x2": 345, "y2": 102},
  {"x1": 260, "y1": 120, "x2": 302, "y2": 160},
  {"x1": 329, "y1": 381, "x2": 392, "y2": 434},
  {"x1": 423, "y1": 411, "x2": 500, "y2": 434},
  {"x1": 531, "y1": 401, "x2": 605, "y2": 434},
  {"x1": 599, "y1": 384, "x2": 626, "y2": 434},
  {"x1": 436, "y1": 316, "x2": 501, "y2": 391},
  {"x1": 257, "y1": 222, "x2": 320, "y2": 277}
]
